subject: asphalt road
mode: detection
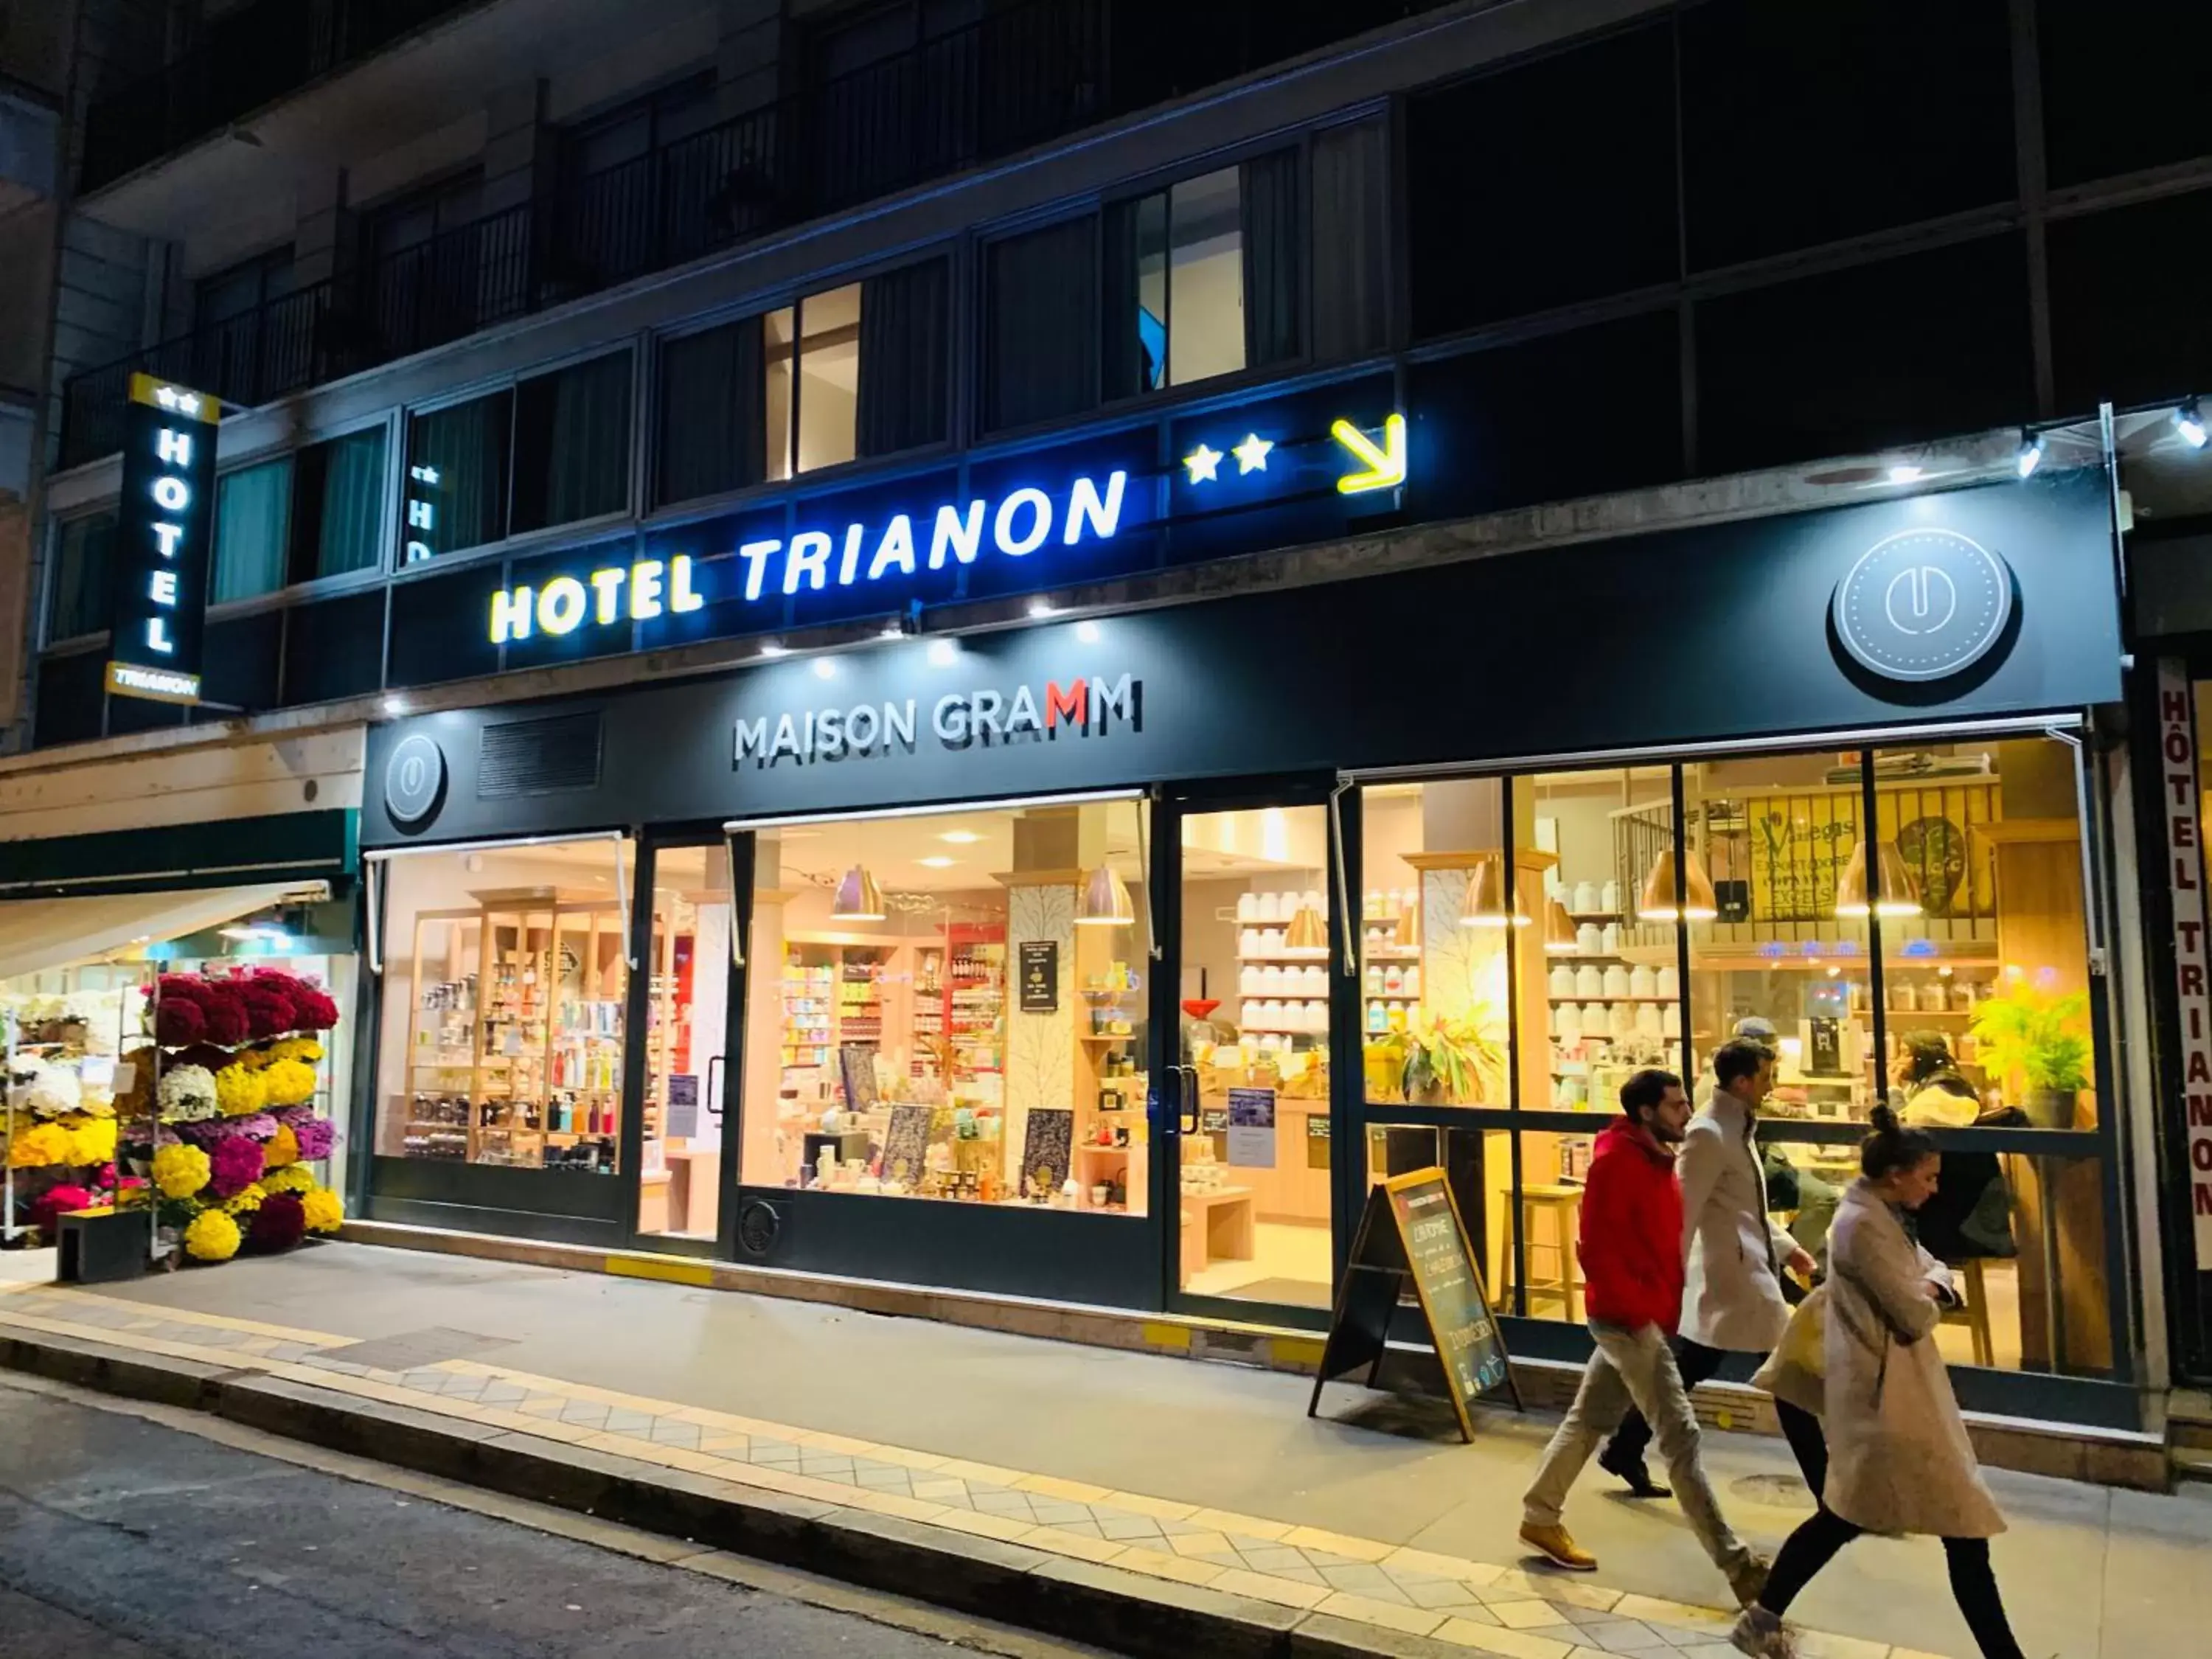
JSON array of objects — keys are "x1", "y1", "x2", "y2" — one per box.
[{"x1": 0, "y1": 1377, "x2": 1100, "y2": 1658}]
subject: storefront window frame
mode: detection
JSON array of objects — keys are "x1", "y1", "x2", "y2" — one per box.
[{"x1": 1336, "y1": 713, "x2": 2135, "y2": 1401}]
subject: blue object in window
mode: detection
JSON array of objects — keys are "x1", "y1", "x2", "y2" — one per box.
[{"x1": 1138, "y1": 305, "x2": 1166, "y2": 391}]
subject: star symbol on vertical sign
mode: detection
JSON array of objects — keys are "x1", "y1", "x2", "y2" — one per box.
[
  {"x1": 1183, "y1": 442, "x2": 1222, "y2": 484},
  {"x1": 1232, "y1": 434, "x2": 1273, "y2": 474}
]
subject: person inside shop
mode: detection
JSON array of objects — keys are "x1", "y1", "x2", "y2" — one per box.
[
  {"x1": 1597, "y1": 1040, "x2": 1825, "y2": 1503},
  {"x1": 1890, "y1": 1032, "x2": 1981, "y2": 1127},
  {"x1": 1520, "y1": 1068, "x2": 1769, "y2": 1609},
  {"x1": 1697, "y1": 1016, "x2": 1843, "y2": 1284},
  {"x1": 1731, "y1": 1107, "x2": 2027, "y2": 1659}
]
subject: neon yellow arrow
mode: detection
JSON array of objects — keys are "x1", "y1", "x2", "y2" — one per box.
[{"x1": 1331, "y1": 414, "x2": 1407, "y2": 495}]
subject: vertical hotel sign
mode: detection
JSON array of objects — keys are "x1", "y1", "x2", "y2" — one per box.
[
  {"x1": 2156, "y1": 660, "x2": 2212, "y2": 1257},
  {"x1": 105, "y1": 374, "x2": 218, "y2": 703}
]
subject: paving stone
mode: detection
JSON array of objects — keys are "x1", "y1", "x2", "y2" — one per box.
[
  {"x1": 649, "y1": 1422, "x2": 703, "y2": 1447},
  {"x1": 1320, "y1": 1562, "x2": 1406, "y2": 1599},
  {"x1": 602, "y1": 1409, "x2": 653, "y2": 1432},
  {"x1": 1097, "y1": 1513, "x2": 1167, "y2": 1542}
]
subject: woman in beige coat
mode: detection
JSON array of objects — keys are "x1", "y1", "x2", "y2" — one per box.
[{"x1": 1731, "y1": 1107, "x2": 2024, "y2": 1659}]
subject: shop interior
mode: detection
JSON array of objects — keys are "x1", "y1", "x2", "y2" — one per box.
[
  {"x1": 1359, "y1": 739, "x2": 2110, "y2": 1377},
  {"x1": 740, "y1": 799, "x2": 1153, "y2": 1222}
]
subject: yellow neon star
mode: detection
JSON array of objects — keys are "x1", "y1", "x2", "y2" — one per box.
[
  {"x1": 1183, "y1": 442, "x2": 1222, "y2": 484},
  {"x1": 1232, "y1": 433, "x2": 1273, "y2": 474}
]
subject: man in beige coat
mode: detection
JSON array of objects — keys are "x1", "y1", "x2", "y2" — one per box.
[{"x1": 1601, "y1": 1039, "x2": 1823, "y2": 1498}]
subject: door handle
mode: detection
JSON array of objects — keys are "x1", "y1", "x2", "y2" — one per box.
[
  {"x1": 705, "y1": 1054, "x2": 725, "y2": 1120},
  {"x1": 1179, "y1": 1063, "x2": 1200, "y2": 1136}
]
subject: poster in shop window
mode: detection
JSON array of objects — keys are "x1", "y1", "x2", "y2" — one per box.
[
  {"x1": 1226, "y1": 1087, "x2": 1277, "y2": 1167},
  {"x1": 1018, "y1": 1107, "x2": 1073, "y2": 1201}
]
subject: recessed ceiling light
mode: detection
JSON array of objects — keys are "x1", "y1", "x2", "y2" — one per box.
[
  {"x1": 812, "y1": 658, "x2": 837, "y2": 679},
  {"x1": 1886, "y1": 465, "x2": 1924, "y2": 484},
  {"x1": 939, "y1": 830, "x2": 984, "y2": 844},
  {"x1": 758, "y1": 641, "x2": 790, "y2": 658},
  {"x1": 927, "y1": 639, "x2": 958, "y2": 666},
  {"x1": 1027, "y1": 599, "x2": 1057, "y2": 619},
  {"x1": 917, "y1": 855, "x2": 957, "y2": 869},
  {"x1": 381, "y1": 694, "x2": 408, "y2": 717},
  {"x1": 1075, "y1": 620, "x2": 1101, "y2": 644}
]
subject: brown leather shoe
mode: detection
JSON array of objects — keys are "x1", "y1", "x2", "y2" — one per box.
[{"x1": 1518, "y1": 1522, "x2": 1599, "y2": 1572}]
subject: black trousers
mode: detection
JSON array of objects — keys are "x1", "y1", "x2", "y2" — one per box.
[
  {"x1": 1764, "y1": 1506, "x2": 2024, "y2": 1659},
  {"x1": 1604, "y1": 1337, "x2": 1829, "y2": 1498}
]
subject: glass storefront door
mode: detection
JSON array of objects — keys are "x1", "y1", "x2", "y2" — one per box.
[
  {"x1": 1158, "y1": 787, "x2": 1345, "y2": 1321},
  {"x1": 634, "y1": 838, "x2": 739, "y2": 1250}
]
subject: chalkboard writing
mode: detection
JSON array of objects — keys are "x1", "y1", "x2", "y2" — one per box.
[
  {"x1": 1018, "y1": 940, "x2": 1059, "y2": 1013},
  {"x1": 1308, "y1": 1169, "x2": 1518, "y2": 1441}
]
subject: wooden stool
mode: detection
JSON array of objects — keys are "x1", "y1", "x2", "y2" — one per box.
[
  {"x1": 1939, "y1": 1258, "x2": 1994, "y2": 1367},
  {"x1": 1494, "y1": 1184, "x2": 1582, "y2": 1321}
]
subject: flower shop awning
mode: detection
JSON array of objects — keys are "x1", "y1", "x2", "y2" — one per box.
[{"x1": 0, "y1": 881, "x2": 324, "y2": 983}]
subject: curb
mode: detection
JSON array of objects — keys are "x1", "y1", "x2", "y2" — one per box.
[{"x1": 0, "y1": 1325, "x2": 1395, "y2": 1659}]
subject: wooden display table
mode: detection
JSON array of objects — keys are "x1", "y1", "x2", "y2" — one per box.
[{"x1": 1179, "y1": 1184, "x2": 1256, "y2": 1284}]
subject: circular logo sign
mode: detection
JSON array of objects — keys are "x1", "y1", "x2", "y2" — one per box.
[
  {"x1": 1832, "y1": 527, "x2": 2014, "y2": 683},
  {"x1": 383, "y1": 734, "x2": 447, "y2": 828}
]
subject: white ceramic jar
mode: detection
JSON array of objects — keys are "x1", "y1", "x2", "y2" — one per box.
[
  {"x1": 1237, "y1": 892, "x2": 1260, "y2": 922},
  {"x1": 1573, "y1": 880, "x2": 1601, "y2": 914},
  {"x1": 1551, "y1": 964, "x2": 1577, "y2": 998},
  {"x1": 1603, "y1": 965, "x2": 1631, "y2": 998},
  {"x1": 1577, "y1": 923, "x2": 1602, "y2": 956},
  {"x1": 1554, "y1": 1003, "x2": 1582, "y2": 1039},
  {"x1": 1629, "y1": 965, "x2": 1657, "y2": 999},
  {"x1": 1576, "y1": 964, "x2": 1604, "y2": 998},
  {"x1": 1656, "y1": 964, "x2": 1680, "y2": 999}
]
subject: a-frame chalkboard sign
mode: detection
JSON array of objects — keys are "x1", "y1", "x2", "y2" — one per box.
[{"x1": 1307, "y1": 1168, "x2": 1521, "y2": 1440}]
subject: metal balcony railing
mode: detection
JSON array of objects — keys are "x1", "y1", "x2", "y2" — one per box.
[
  {"x1": 80, "y1": 0, "x2": 476, "y2": 192},
  {"x1": 60, "y1": 0, "x2": 1453, "y2": 467}
]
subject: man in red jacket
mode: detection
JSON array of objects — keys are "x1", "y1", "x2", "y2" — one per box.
[{"x1": 1519, "y1": 1068, "x2": 1767, "y2": 1607}]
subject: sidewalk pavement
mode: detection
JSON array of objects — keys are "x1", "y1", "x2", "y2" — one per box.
[{"x1": 1, "y1": 1242, "x2": 2205, "y2": 1659}]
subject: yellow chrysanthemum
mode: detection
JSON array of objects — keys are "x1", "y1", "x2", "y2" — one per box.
[
  {"x1": 63, "y1": 1115, "x2": 117, "y2": 1166},
  {"x1": 213, "y1": 1065, "x2": 269, "y2": 1118},
  {"x1": 301, "y1": 1186, "x2": 344, "y2": 1233},
  {"x1": 263, "y1": 1124, "x2": 300, "y2": 1168},
  {"x1": 260, "y1": 1059, "x2": 317, "y2": 1108},
  {"x1": 222, "y1": 1182, "x2": 267, "y2": 1214},
  {"x1": 6, "y1": 1122, "x2": 72, "y2": 1168},
  {"x1": 260, "y1": 1164, "x2": 315, "y2": 1195},
  {"x1": 183, "y1": 1208, "x2": 241, "y2": 1262},
  {"x1": 152, "y1": 1142, "x2": 212, "y2": 1199}
]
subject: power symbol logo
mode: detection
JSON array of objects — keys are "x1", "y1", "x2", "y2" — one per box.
[{"x1": 1833, "y1": 528, "x2": 2014, "y2": 683}]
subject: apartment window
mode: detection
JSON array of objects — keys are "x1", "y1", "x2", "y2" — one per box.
[
  {"x1": 195, "y1": 246, "x2": 296, "y2": 330},
  {"x1": 290, "y1": 428, "x2": 389, "y2": 582},
  {"x1": 984, "y1": 147, "x2": 1320, "y2": 434},
  {"x1": 657, "y1": 261, "x2": 947, "y2": 507},
  {"x1": 211, "y1": 459, "x2": 293, "y2": 604},
  {"x1": 512, "y1": 353, "x2": 634, "y2": 533},
  {"x1": 47, "y1": 512, "x2": 115, "y2": 642},
  {"x1": 1310, "y1": 119, "x2": 1390, "y2": 362},
  {"x1": 402, "y1": 352, "x2": 631, "y2": 560},
  {"x1": 768, "y1": 284, "x2": 860, "y2": 480}
]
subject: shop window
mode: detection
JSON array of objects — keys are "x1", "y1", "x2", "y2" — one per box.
[
  {"x1": 288, "y1": 428, "x2": 389, "y2": 584},
  {"x1": 766, "y1": 285, "x2": 862, "y2": 481},
  {"x1": 211, "y1": 459, "x2": 293, "y2": 604},
  {"x1": 401, "y1": 390, "x2": 512, "y2": 562},
  {"x1": 738, "y1": 799, "x2": 1152, "y2": 1218},
  {"x1": 46, "y1": 512, "x2": 116, "y2": 643},
  {"x1": 1179, "y1": 803, "x2": 1333, "y2": 1308},
  {"x1": 1678, "y1": 0, "x2": 2013, "y2": 271},
  {"x1": 512, "y1": 353, "x2": 634, "y2": 535},
  {"x1": 1406, "y1": 22, "x2": 1676, "y2": 339},
  {"x1": 375, "y1": 837, "x2": 634, "y2": 1174}
]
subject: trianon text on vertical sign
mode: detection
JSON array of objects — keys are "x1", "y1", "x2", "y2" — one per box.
[{"x1": 2156, "y1": 660, "x2": 2212, "y2": 1258}]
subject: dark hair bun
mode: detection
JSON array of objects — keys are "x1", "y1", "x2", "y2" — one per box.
[
  {"x1": 1861, "y1": 1101, "x2": 1937, "y2": 1180},
  {"x1": 1868, "y1": 1103, "x2": 1901, "y2": 1135}
]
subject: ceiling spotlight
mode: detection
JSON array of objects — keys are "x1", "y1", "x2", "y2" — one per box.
[
  {"x1": 811, "y1": 658, "x2": 837, "y2": 679},
  {"x1": 1028, "y1": 599, "x2": 1057, "y2": 619},
  {"x1": 2014, "y1": 429, "x2": 2045, "y2": 479},
  {"x1": 758, "y1": 641, "x2": 790, "y2": 658},
  {"x1": 381, "y1": 694, "x2": 408, "y2": 717},
  {"x1": 2177, "y1": 400, "x2": 2208, "y2": 450},
  {"x1": 880, "y1": 620, "x2": 906, "y2": 639},
  {"x1": 926, "y1": 638, "x2": 958, "y2": 666},
  {"x1": 1886, "y1": 465, "x2": 1924, "y2": 484},
  {"x1": 1075, "y1": 619, "x2": 1101, "y2": 644}
]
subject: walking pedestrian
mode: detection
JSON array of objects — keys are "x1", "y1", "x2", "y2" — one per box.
[
  {"x1": 1731, "y1": 1107, "x2": 2025, "y2": 1659},
  {"x1": 1600, "y1": 1039, "x2": 1826, "y2": 1501},
  {"x1": 1520, "y1": 1068, "x2": 1768, "y2": 1607}
]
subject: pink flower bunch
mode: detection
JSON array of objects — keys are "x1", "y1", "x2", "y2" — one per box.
[
  {"x1": 206, "y1": 1135, "x2": 265, "y2": 1200},
  {"x1": 178, "y1": 1113, "x2": 278, "y2": 1146}
]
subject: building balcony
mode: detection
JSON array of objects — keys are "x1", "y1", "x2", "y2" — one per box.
[{"x1": 78, "y1": 0, "x2": 480, "y2": 195}]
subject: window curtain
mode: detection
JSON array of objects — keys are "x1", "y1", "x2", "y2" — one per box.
[
  {"x1": 1311, "y1": 119, "x2": 1390, "y2": 361},
  {"x1": 535, "y1": 353, "x2": 634, "y2": 529},
  {"x1": 212, "y1": 461, "x2": 291, "y2": 603},
  {"x1": 658, "y1": 319, "x2": 765, "y2": 504},
  {"x1": 312, "y1": 429, "x2": 387, "y2": 579},
  {"x1": 1099, "y1": 199, "x2": 1144, "y2": 403},
  {"x1": 1241, "y1": 147, "x2": 1302, "y2": 369},
  {"x1": 856, "y1": 258, "x2": 950, "y2": 458},
  {"x1": 49, "y1": 515, "x2": 115, "y2": 641},
  {"x1": 407, "y1": 392, "x2": 510, "y2": 556},
  {"x1": 986, "y1": 216, "x2": 1099, "y2": 431}
]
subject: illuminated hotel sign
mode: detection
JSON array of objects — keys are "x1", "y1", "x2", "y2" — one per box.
[
  {"x1": 483, "y1": 411, "x2": 1409, "y2": 647},
  {"x1": 107, "y1": 374, "x2": 219, "y2": 704}
]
